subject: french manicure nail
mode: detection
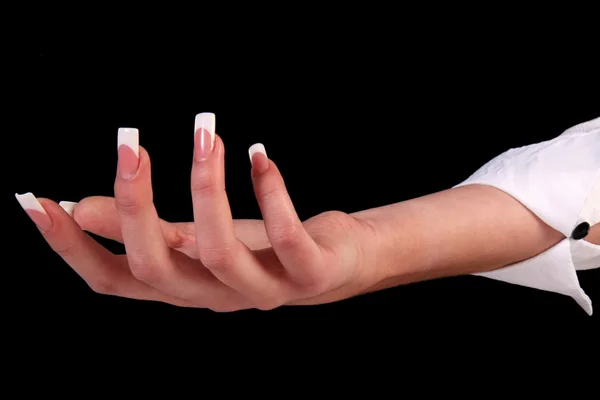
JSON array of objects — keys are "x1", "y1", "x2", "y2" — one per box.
[
  {"x1": 15, "y1": 192, "x2": 53, "y2": 231},
  {"x1": 194, "y1": 112, "x2": 216, "y2": 162},
  {"x1": 59, "y1": 201, "x2": 78, "y2": 217},
  {"x1": 118, "y1": 127, "x2": 139, "y2": 179},
  {"x1": 248, "y1": 143, "x2": 267, "y2": 166},
  {"x1": 248, "y1": 143, "x2": 269, "y2": 175}
]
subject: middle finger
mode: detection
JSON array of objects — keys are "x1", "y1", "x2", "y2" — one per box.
[{"x1": 191, "y1": 113, "x2": 284, "y2": 308}]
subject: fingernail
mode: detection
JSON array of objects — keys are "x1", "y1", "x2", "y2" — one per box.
[
  {"x1": 249, "y1": 143, "x2": 269, "y2": 174},
  {"x1": 15, "y1": 192, "x2": 53, "y2": 231},
  {"x1": 194, "y1": 112, "x2": 216, "y2": 162},
  {"x1": 118, "y1": 127, "x2": 139, "y2": 179},
  {"x1": 59, "y1": 201, "x2": 78, "y2": 217}
]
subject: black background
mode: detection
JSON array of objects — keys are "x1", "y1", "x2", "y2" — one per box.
[{"x1": 8, "y1": 12, "x2": 600, "y2": 343}]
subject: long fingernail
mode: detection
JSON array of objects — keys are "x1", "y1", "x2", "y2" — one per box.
[
  {"x1": 248, "y1": 143, "x2": 269, "y2": 176},
  {"x1": 59, "y1": 201, "x2": 78, "y2": 217},
  {"x1": 195, "y1": 112, "x2": 216, "y2": 162},
  {"x1": 249, "y1": 143, "x2": 269, "y2": 174},
  {"x1": 15, "y1": 192, "x2": 53, "y2": 231},
  {"x1": 248, "y1": 143, "x2": 267, "y2": 164},
  {"x1": 118, "y1": 127, "x2": 139, "y2": 179}
]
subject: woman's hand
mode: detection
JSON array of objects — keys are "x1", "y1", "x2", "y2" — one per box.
[{"x1": 17, "y1": 114, "x2": 382, "y2": 311}]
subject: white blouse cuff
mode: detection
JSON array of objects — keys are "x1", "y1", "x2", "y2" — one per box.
[{"x1": 453, "y1": 117, "x2": 600, "y2": 315}]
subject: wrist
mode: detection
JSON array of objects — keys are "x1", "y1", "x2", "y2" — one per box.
[
  {"x1": 351, "y1": 214, "x2": 412, "y2": 295},
  {"x1": 351, "y1": 202, "x2": 428, "y2": 294}
]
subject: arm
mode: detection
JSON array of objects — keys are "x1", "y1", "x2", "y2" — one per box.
[
  {"x1": 301, "y1": 115, "x2": 598, "y2": 308},
  {"x1": 48, "y1": 182, "x2": 564, "y2": 306},
  {"x1": 18, "y1": 114, "x2": 598, "y2": 313},
  {"x1": 352, "y1": 184, "x2": 564, "y2": 293}
]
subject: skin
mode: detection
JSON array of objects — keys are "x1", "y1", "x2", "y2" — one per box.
[
  {"x1": 23, "y1": 133, "x2": 595, "y2": 311},
  {"x1": 586, "y1": 223, "x2": 600, "y2": 244}
]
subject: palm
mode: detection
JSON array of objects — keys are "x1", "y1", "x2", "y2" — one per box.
[
  {"x1": 156, "y1": 210, "x2": 366, "y2": 305},
  {"x1": 172, "y1": 210, "x2": 365, "y2": 303}
]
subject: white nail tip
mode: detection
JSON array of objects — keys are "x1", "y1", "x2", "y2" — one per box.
[
  {"x1": 194, "y1": 112, "x2": 216, "y2": 144},
  {"x1": 248, "y1": 143, "x2": 267, "y2": 164},
  {"x1": 59, "y1": 201, "x2": 78, "y2": 217},
  {"x1": 117, "y1": 127, "x2": 139, "y2": 158},
  {"x1": 15, "y1": 192, "x2": 47, "y2": 214}
]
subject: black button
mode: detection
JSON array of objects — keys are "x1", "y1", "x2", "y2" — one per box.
[{"x1": 571, "y1": 222, "x2": 590, "y2": 240}]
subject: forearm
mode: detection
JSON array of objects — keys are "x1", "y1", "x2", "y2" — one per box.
[{"x1": 352, "y1": 184, "x2": 565, "y2": 292}]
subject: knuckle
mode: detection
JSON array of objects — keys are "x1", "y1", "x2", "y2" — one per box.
[
  {"x1": 208, "y1": 303, "x2": 241, "y2": 313},
  {"x1": 300, "y1": 273, "x2": 332, "y2": 295},
  {"x1": 166, "y1": 226, "x2": 190, "y2": 249},
  {"x1": 321, "y1": 210, "x2": 348, "y2": 220},
  {"x1": 256, "y1": 184, "x2": 283, "y2": 205},
  {"x1": 290, "y1": 263, "x2": 333, "y2": 295},
  {"x1": 318, "y1": 210, "x2": 350, "y2": 229},
  {"x1": 128, "y1": 259, "x2": 162, "y2": 284},
  {"x1": 198, "y1": 247, "x2": 235, "y2": 272},
  {"x1": 54, "y1": 242, "x2": 76, "y2": 257},
  {"x1": 269, "y1": 223, "x2": 302, "y2": 251},
  {"x1": 191, "y1": 170, "x2": 219, "y2": 196},
  {"x1": 253, "y1": 296, "x2": 284, "y2": 311},
  {"x1": 88, "y1": 277, "x2": 118, "y2": 295},
  {"x1": 114, "y1": 196, "x2": 143, "y2": 217}
]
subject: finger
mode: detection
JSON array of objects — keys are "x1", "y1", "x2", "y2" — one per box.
[
  {"x1": 115, "y1": 127, "x2": 242, "y2": 307},
  {"x1": 15, "y1": 192, "x2": 195, "y2": 307},
  {"x1": 114, "y1": 128, "x2": 174, "y2": 287},
  {"x1": 249, "y1": 144, "x2": 326, "y2": 289},
  {"x1": 67, "y1": 196, "x2": 269, "y2": 255},
  {"x1": 68, "y1": 196, "x2": 123, "y2": 241},
  {"x1": 67, "y1": 196, "x2": 191, "y2": 252},
  {"x1": 191, "y1": 113, "x2": 284, "y2": 308}
]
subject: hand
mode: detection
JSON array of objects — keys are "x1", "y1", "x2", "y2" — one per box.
[{"x1": 18, "y1": 114, "x2": 381, "y2": 311}]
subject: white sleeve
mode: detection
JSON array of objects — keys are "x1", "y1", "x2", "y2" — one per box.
[{"x1": 453, "y1": 117, "x2": 600, "y2": 315}]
